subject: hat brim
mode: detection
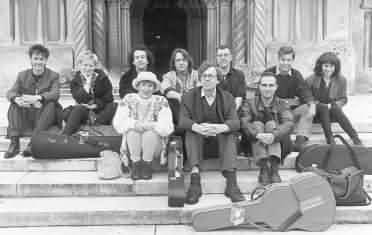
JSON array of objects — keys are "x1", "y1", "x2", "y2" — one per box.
[{"x1": 132, "y1": 78, "x2": 161, "y2": 92}]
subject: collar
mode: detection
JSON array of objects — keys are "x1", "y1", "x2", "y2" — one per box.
[
  {"x1": 201, "y1": 88, "x2": 217, "y2": 99},
  {"x1": 275, "y1": 66, "x2": 292, "y2": 76},
  {"x1": 255, "y1": 95, "x2": 279, "y2": 112}
]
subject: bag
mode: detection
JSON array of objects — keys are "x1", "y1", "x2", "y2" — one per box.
[
  {"x1": 298, "y1": 135, "x2": 371, "y2": 206},
  {"x1": 97, "y1": 150, "x2": 123, "y2": 180},
  {"x1": 192, "y1": 172, "x2": 336, "y2": 232},
  {"x1": 31, "y1": 126, "x2": 122, "y2": 159},
  {"x1": 167, "y1": 135, "x2": 186, "y2": 207}
]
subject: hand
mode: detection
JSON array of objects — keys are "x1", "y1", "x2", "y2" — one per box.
[
  {"x1": 205, "y1": 124, "x2": 229, "y2": 135},
  {"x1": 309, "y1": 103, "x2": 316, "y2": 116},
  {"x1": 134, "y1": 121, "x2": 145, "y2": 132},
  {"x1": 256, "y1": 133, "x2": 275, "y2": 145},
  {"x1": 82, "y1": 103, "x2": 97, "y2": 110},
  {"x1": 285, "y1": 97, "x2": 300, "y2": 107},
  {"x1": 21, "y1": 94, "x2": 42, "y2": 105},
  {"x1": 192, "y1": 123, "x2": 212, "y2": 136},
  {"x1": 14, "y1": 97, "x2": 31, "y2": 107},
  {"x1": 142, "y1": 121, "x2": 155, "y2": 131},
  {"x1": 166, "y1": 91, "x2": 182, "y2": 102}
]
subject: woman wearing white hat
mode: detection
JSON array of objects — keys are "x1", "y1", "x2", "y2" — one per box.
[{"x1": 113, "y1": 71, "x2": 174, "y2": 180}]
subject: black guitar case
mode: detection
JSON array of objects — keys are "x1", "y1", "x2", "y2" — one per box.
[
  {"x1": 296, "y1": 135, "x2": 372, "y2": 174},
  {"x1": 167, "y1": 135, "x2": 186, "y2": 207},
  {"x1": 31, "y1": 126, "x2": 122, "y2": 159}
]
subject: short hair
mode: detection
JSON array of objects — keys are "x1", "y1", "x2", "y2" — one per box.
[
  {"x1": 278, "y1": 46, "x2": 295, "y2": 59},
  {"x1": 313, "y1": 52, "x2": 341, "y2": 77},
  {"x1": 258, "y1": 71, "x2": 277, "y2": 84},
  {"x1": 76, "y1": 50, "x2": 99, "y2": 67},
  {"x1": 217, "y1": 44, "x2": 231, "y2": 52},
  {"x1": 198, "y1": 61, "x2": 219, "y2": 77},
  {"x1": 169, "y1": 48, "x2": 194, "y2": 74},
  {"x1": 28, "y1": 44, "x2": 50, "y2": 58},
  {"x1": 128, "y1": 45, "x2": 155, "y2": 71}
]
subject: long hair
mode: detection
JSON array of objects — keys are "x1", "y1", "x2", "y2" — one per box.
[
  {"x1": 169, "y1": 48, "x2": 194, "y2": 74},
  {"x1": 128, "y1": 45, "x2": 155, "y2": 72},
  {"x1": 313, "y1": 52, "x2": 341, "y2": 77}
]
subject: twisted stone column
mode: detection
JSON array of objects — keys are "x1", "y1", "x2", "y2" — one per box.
[
  {"x1": 253, "y1": 0, "x2": 266, "y2": 70},
  {"x1": 92, "y1": 0, "x2": 106, "y2": 66},
  {"x1": 232, "y1": 0, "x2": 246, "y2": 65},
  {"x1": 72, "y1": 0, "x2": 90, "y2": 61}
]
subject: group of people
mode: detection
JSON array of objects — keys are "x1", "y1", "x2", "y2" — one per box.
[{"x1": 5, "y1": 43, "x2": 362, "y2": 205}]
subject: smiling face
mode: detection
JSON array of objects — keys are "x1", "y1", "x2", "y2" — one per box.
[
  {"x1": 79, "y1": 58, "x2": 96, "y2": 78},
  {"x1": 278, "y1": 53, "x2": 294, "y2": 73},
  {"x1": 133, "y1": 50, "x2": 149, "y2": 71},
  {"x1": 174, "y1": 52, "x2": 188, "y2": 73},
  {"x1": 137, "y1": 81, "x2": 156, "y2": 98},
  {"x1": 321, "y1": 63, "x2": 335, "y2": 78},
  {"x1": 200, "y1": 66, "x2": 218, "y2": 90},
  {"x1": 259, "y1": 75, "x2": 278, "y2": 100},
  {"x1": 30, "y1": 53, "x2": 47, "y2": 75},
  {"x1": 216, "y1": 48, "x2": 232, "y2": 68}
]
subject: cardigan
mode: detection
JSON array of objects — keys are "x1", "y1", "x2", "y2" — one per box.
[
  {"x1": 306, "y1": 74, "x2": 348, "y2": 107},
  {"x1": 178, "y1": 87, "x2": 240, "y2": 132},
  {"x1": 70, "y1": 69, "x2": 114, "y2": 112},
  {"x1": 7, "y1": 68, "x2": 60, "y2": 103},
  {"x1": 161, "y1": 70, "x2": 199, "y2": 95},
  {"x1": 240, "y1": 95, "x2": 294, "y2": 142}
]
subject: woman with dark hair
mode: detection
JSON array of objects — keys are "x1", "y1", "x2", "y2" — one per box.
[
  {"x1": 119, "y1": 45, "x2": 158, "y2": 99},
  {"x1": 161, "y1": 48, "x2": 199, "y2": 125},
  {"x1": 306, "y1": 52, "x2": 362, "y2": 145}
]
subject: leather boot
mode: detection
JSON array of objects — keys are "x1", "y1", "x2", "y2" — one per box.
[
  {"x1": 186, "y1": 173, "x2": 202, "y2": 204},
  {"x1": 293, "y1": 135, "x2": 308, "y2": 152},
  {"x1": 4, "y1": 137, "x2": 20, "y2": 159},
  {"x1": 269, "y1": 156, "x2": 282, "y2": 183},
  {"x1": 22, "y1": 143, "x2": 33, "y2": 157},
  {"x1": 141, "y1": 161, "x2": 153, "y2": 180},
  {"x1": 351, "y1": 136, "x2": 363, "y2": 146},
  {"x1": 131, "y1": 161, "x2": 142, "y2": 180},
  {"x1": 257, "y1": 159, "x2": 271, "y2": 186},
  {"x1": 223, "y1": 170, "x2": 245, "y2": 202}
]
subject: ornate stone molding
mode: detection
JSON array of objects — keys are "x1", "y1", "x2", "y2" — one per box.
[
  {"x1": 232, "y1": 0, "x2": 246, "y2": 65},
  {"x1": 253, "y1": 0, "x2": 266, "y2": 70},
  {"x1": 72, "y1": 0, "x2": 90, "y2": 63}
]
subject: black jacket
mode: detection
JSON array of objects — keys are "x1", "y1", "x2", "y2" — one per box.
[{"x1": 70, "y1": 69, "x2": 114, "y2": 112}]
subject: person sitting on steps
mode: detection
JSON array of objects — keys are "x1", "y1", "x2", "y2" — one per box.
[
  {"x1": 113, "y1": 71, "x2": 174, "y2": 180},
  {"x1": 240, "y1": 72, "x2": 294, "y2": 185}
]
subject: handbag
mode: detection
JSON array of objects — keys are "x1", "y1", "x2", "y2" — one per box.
[
  {"x1": 299, "y1": 135, "x2": 371, "y2": 206},
  {"x1": 97, "y1": 150, "x2": 123, "y2": 180}
]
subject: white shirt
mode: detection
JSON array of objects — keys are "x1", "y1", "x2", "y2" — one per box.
[{"x1": 201, "y1": 88, "x2": 217, "y2": 106}]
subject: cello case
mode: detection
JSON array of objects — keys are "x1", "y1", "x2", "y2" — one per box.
[
  {"x1": 167, "y1": 136, "x2": 186, "y2": 207},
  {"x1": 192, "y1": 172, "x2": 336, "y2": 232}
]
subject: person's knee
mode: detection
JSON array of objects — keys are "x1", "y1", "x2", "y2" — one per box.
[
  {"x1": 253, "y1": 121, "x2": 265, "y2": 132},
  {"x1": 264, "y1": 121, "x2": 276, "y2": 132}
]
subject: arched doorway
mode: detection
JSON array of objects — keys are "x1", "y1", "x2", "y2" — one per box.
[{"x1": 130, "y1": 0, "x2": 207, "y2": 74}]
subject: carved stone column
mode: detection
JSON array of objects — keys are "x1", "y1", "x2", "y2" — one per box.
[
  {"x1": 92, "y1": 0, "x2": 106, "y2": 66},
  {"x1": 107, "y1": 0, "x2": 122, "y2": 71},
  {"x1": 232, "y1": 0, "x2": 246, "y2": 65},
  {"x1": 220, "y1": 0, "x2": 232, "y2": 47},
  {"x1": 253, "y1": 0, "x2": 266, "y2": 70},
  {"x1": 121, "y1": 0, "x2": 132, "y2": 66},
  {"x1": 72, "y1": 0, "x2": 91, "y2": 61},
  {"x1": 203, "y1": 0, "x2": 218, "y2": 62}
]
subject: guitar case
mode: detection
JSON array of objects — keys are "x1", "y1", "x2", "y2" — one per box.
[
  {"x1": 192, "y1": 172, "x2": 336, "y2": 232},
  {"x1": 296, "y1": 135, "x2": 372, "y2": 175},
  {"x1": 167, "y1": 135, "x2": 186, "y2": 207},
  {"x1": 31, "y1": 126, "x2": 122, "y2": 159}
]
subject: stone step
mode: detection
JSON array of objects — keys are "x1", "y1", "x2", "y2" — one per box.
[
  {"x1": 1, "y1": 170, "x2": 372, "y2": 197},
  {"x1": 0, "y1": 194, "x2": 370, "y2": 227}
]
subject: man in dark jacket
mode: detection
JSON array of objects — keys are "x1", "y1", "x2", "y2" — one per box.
[
  {"x1": 265, "y1": 46, "x2": 315, "y2": 150},
  {"x1": 5, "y1": 44, "x2": 61, "y2": 158},
  {"x1": 240, "y1": 72, "x2": 294, "y2": 185},
  {"x1": 178, "y1": 61, "x2": 245, "y2": 204}
]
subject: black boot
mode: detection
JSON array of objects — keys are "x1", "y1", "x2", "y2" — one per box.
[
  {"x1": 223, "y1": 170, "x2": 245, "y2": 202},
  {"x1": 293, "y1": 135, "x2": 308, "y2": 152},
  {"x1": 186, "y1": 173, "x2": 202, "y2": 204},
  {"x1": 269, "y1": 156, "x2": 282, "y2": 183},
  {"x1": 131, "y1": 161, "x2": 142, "y2": 180},
  {"x1": 4, "y1": 137, "x2": 20, "y2": 159},
  {"x1": 141, "y1": 161, "x2": 153, "y2": 180},
  {"x1": 257, "y1": 159, "x2": 271, "y2": 186},
  {"x1": 351, "y1": 136, "x2": 363, "y2": 146},
  {"x1": 22, "y1": 143, "x2": 33, "y2": 157}
]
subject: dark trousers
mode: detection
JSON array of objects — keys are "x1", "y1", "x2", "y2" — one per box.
[
  {"x1": 185, "y1": 131, "x2": 237, "y2": 171},
  {"x1": 62, "y1": 102, "x2": 117, "y2": 135},
  {"x1": 315, "y1": 103, "x2": 358, "y2": 144},
  {"x1": 7, "y1": 101, "x2": 60, "y2": 138}
]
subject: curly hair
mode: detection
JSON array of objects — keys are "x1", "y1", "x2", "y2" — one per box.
[
  {"x1": 28, "y1": 44, "x2": 50, "y2": 58},
  {"x1": 313, "y1": 52, "x2": 341, "y2": 77},
  {"x1": 169, "y1": 48, "x2": 194, "y2": 74},
  {"x1": 76, "y1": 50, "x2": 99, "y2": 67},
  {"x1": 278, "y1": 46, "x2": 295, "y2": 60},
  {"x1": 198, "y1": 60, "x2": 220, "y2": 77},
  {"x1": 128, "y1": 45, "x2": 155, "y2": 71}
]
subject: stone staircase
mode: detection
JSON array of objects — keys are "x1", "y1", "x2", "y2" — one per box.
[{"x1": 0, "y1": 94, "x2": 372, "y2": 230}]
